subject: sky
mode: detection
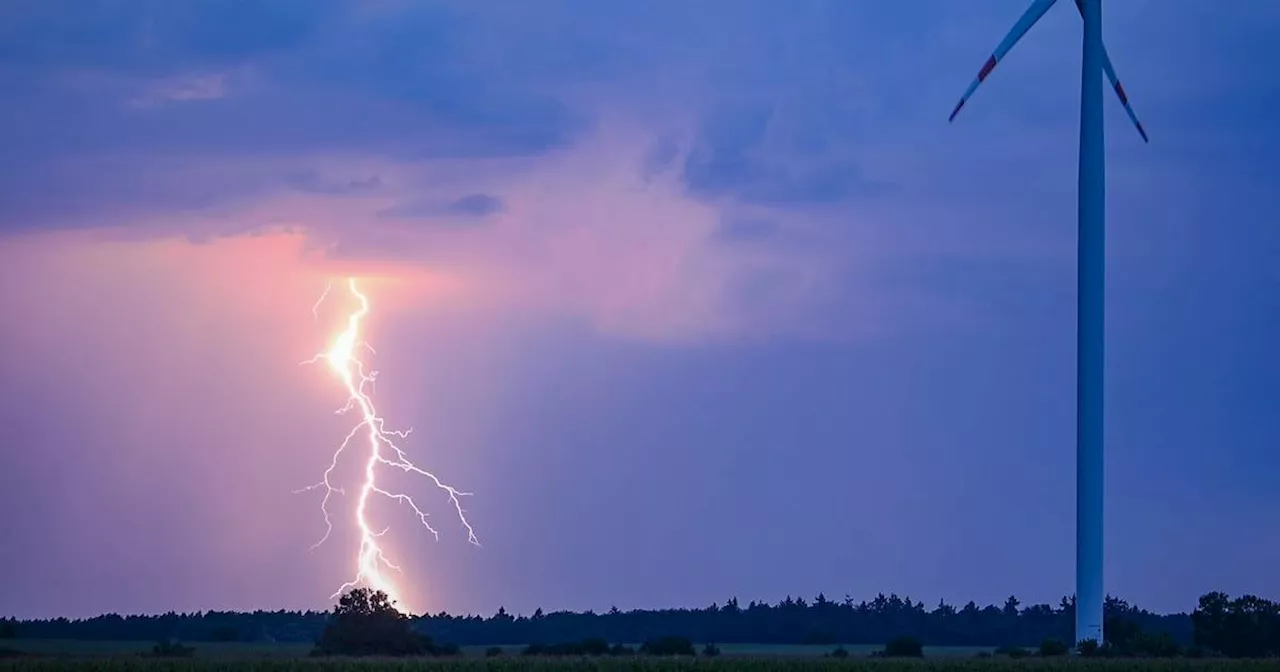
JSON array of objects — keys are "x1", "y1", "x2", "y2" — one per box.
[{"x1": 1, "y1": 0, "x2": 1278, "y2": 620}]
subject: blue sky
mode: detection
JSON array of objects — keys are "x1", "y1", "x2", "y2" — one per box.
[{"x1": 0, "y1": 0, "x2": 1277, "y2": 619}]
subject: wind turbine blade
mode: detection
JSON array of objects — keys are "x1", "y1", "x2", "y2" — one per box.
[
  {"x1": 1099, "y1": 51, "x2": 1149, "y2": 142},
  {"x1": 1072, "y1": 0, "x2": 1149, "y2": 143},
  {"x1": 948, "y1": 0, "x2": 1060, "y2": 122}
]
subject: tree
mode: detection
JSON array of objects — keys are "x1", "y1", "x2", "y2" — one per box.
[
  {"x1": 1002, "y1": 596, "x2": 1021, "y2": 617},
  {"x1": 0, "y1": 619, "x2": 16, "y2": 639},
  {"x1": 313, "y1": 588, "x2": 437, "y2": 657},
  {"x1": 1038, "y1": 638, "x2": 1068, "y2": 657},
  {"x1": 576, "y1": 637, "x2": 610, "y2": 656},
  {"x1": 640, "y1": 636, "x2": 695, "y2": 656},
  {"x1": 882, "y1": 635, "x2": 923, "y2": 657},
  {"x1": 152, "y1": 639, "x2": 195, "y2": 657},
  {"x1": 1077, "y1": 638, "x2": 1101, "y2": 657},
  {"x1": 520, "y1": 637, "x2": 613, "y2": 656}
]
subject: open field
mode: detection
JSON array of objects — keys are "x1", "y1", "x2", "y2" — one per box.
[
  {"x1": 3, "y1": 656, "x2": 1280, "y2": 672},
  {"x1": 3, "y1": 641, "x2": 1278, "y2": 672},
  {"x1": 0, "y1": 640, "x2": 993, "y2": 659},
  {"x1": 3, "y1": 639, "x2": 310, "y2": 658}
]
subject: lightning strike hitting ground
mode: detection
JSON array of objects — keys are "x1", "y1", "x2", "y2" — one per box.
[{"x1": 297, "y1": 277, "x2": 478, "y2": 613}]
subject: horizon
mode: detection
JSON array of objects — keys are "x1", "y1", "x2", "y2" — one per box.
[
  {"x1": 8, "y1": 590, "x2": 1212, "y2": 622},
  {"x1": 2, "y1": 0, "x2": 1278, "y2": 623}
]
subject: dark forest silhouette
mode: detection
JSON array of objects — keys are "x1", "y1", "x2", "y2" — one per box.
[{"x1": 5, "y1": 591, "x2": 1278, "y2": 658}]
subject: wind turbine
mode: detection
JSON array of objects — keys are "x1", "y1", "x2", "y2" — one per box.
[{"x1": 947, "y1": 0, "x2": 1148, "y2": 648}]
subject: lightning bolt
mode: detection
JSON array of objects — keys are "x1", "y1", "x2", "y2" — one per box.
[{"x1": 296, "y1": 277, "x2": 478, "y2": 614}]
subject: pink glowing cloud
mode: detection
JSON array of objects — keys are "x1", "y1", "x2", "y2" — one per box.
[{"x1": 35, "y1": 118, "x2": 849, "y2": 345}]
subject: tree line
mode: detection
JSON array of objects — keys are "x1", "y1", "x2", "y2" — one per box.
[{"x1": 4, "y1": 591, "x2": 1278, "y2": 657}]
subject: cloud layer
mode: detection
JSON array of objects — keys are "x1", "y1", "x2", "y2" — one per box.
[{"x1": 2, "y1": 0, "x2": 1279, "y2": 618}]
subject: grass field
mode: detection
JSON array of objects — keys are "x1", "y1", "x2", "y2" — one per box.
[
  {"x1": 3, "y1": 639, "x2": 312, "y2": 658},
  {"x1": 0, "y1": 640, "x2": 990, "y2": 659},
  {"x1": 3, "y1": 640, "x2": 1274, "y2": 671},
  {"x1": 3, "y1": 656, "x2": 1280, "y2": 672}
]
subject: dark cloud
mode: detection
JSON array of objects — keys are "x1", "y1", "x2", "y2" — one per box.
[
  {"x1": 715, "y1": 217, "x2": 779, "y2": 243},
  {"x1": 377, "y1": 194, "x2": 504, "y2": 222},
  {"x1": 0, "y1": 161, "x2": 381, "y2": 233},
  {"x1": 0, "y1": 0, "x2": 1033, "y2": 227},
  {"x1": 640, "y1": 133, "x2": 682, "y2": 180},
  {"x1": 0, "y1": 0, "x2": 341, "y2": 73},
  {"x1": 0, "y1": 0, "x2": 1275, "y2": 235},
  {"x1": 281, "y1": 172, "x2": 382, "y2": 196},
  {"x1": 678, "y1": 96, "x2": 896, "y2": 206},
  {"x1": 0, "y1": 0, "x2": 586, "y2": 224}
]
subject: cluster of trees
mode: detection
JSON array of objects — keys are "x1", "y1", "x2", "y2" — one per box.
[
  {"x1": 8, "y1": 610, "x2": 330, "y2": 643},
  {"x1": 1192, "y1": 592, "x2": 1280, "y2": 658},
  {"x1": 151, "y1": 639, "x2": 196, "y2": 657},
  {"x1": 0, "y1": 618, "x2": 18, "y2": 659},
  {"x1": 312, "y1": 593, "x2": 709, "y2": 658},
  {"x1": 415, "y1": 593, "x2": 1189, "y2": 648},
  {"x1": 7, "y1": 590, "x2": 1279, "y2": 657},
  {"x1": 518, "y1": 635, "x2": 698, "y2": 657}
]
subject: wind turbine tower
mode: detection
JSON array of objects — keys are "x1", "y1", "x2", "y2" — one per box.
[{"x1": 947, "y1": 0, "x2": 1148, "y2": 647}]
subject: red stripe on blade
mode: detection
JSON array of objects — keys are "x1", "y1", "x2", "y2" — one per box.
[
  {"x1": 1114, "y1": 81, "x2": 1129, "y2": 104},
  {"x1": 978, "y1": 55, "x2": 998, "y2": 81}
]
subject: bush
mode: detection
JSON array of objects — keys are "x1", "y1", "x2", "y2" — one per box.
[
  {"x1": 882, "y1": 635, "x2": 924, "y2": 658},
  {"x1": 1077, "y1": 638, "x2": 1101, "y2": 657},
  {"x1": 485, "y1": 646, "x2": 504, "y2": 657},
  {"x1": 1106, "y1": 615, "x2": 1182, "y2": 657},
  {"x1": 1136, "y1": 631, "x2": 1182, "y2": 658},
  {"x1": 701, "y1": 643, "x2": 721, "y2": 657},
  {"x1": 521, "y1": 638, "x2": 623, "y2": 656},
  {"x1": 640, "y1": 636, "x2": 696, "y2": 656},
  {"x1": 1038, "y1": 638, "x2": 1069, "y2": 657},
  {"x1": 609, "y1": 643, "x2": 635, "y2": 656},
  {"x1": 152, "y1": 639, "x2": 195, "y2": 657},
  {"x1": 994, "y1": 645, "x2": 1027, "y2": 658},
  {"x1": 579, "y1": 637, "x2": 611, "y2": 656},
  {"x1": 828, "y1": 646, "x2": 850, "y2": 659},
  {"x1": 804, "y1": 630, "x2": 837, "y2": 645}
]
